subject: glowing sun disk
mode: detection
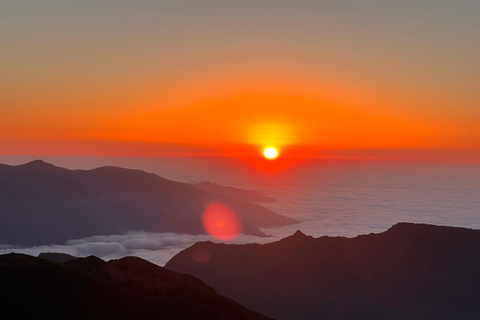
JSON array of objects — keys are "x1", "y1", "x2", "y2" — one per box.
[{"x1": 264, "y1": 147, "x2": 278, "y2": 159}]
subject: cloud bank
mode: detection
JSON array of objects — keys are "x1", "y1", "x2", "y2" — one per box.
[{"x1": 0, "y1": 231, "x2": 280, "y2": 266}]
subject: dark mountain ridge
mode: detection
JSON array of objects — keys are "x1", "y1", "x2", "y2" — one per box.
[
  {"x1": 38, "y1": 252, "x2": 77, "y2": 263},
  {"x1": 0, "y1": 253, "x2": 273, "y2": 320},
  {"x1": 0, "y1": 160, "x2": 297, "y2": 246},
  {"x1": 166, "y1": 223, "x2": 480, "y2": 320}
]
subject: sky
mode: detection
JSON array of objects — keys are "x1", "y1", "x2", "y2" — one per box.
[{"x1": 1, "y1": 0, "x2": 479, "y2": 161}]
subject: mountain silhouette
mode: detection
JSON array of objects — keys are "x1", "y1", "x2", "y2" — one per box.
[
  {"x1": 0, "y1": 253, "x2": 273, "y2": 320},
  {"x1": 0, "y1": 160, "x2": 297, "y2": 246},
  {"x1": 166, "y1": 223, "x2": 480, "y2": 320},
  {"x1": 38, "y1": 252, "x2": 77, "y2": 263}
]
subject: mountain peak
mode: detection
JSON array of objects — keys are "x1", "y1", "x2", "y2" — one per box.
[
  {"x1": 292, "y1": 230, "x2": 306, "y2": 237},
  {"x1": 19, "y1": 160, "x2": 58, "y2": 172},
  {"x1": 38, "y1": 252, "x2": 77, "y2": 264},
  {"x1": 280, "y1": 230, "x2": 312, "y2": 243},
  {"x1": 25, "y1": 159, "x2": 51, "y2": 166}
]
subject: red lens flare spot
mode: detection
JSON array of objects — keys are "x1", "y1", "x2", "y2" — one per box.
[{"x1": 202, "y1": 203, "x2": 242, "y2": 240}]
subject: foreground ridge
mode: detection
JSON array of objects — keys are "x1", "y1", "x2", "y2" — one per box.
[
  {"x1": 0, "y1": 253, "x2": 273, "y2": 320},
  {"x1": 166, "y1": 222, "x2": 480, "y2": 320}
]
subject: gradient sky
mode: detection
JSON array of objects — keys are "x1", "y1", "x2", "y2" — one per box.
[{"x1": 1, "y1": 0, "x2": 479, "y2": 161}]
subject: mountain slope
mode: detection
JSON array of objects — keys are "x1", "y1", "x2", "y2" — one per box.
[
  {"x1": 166, "y1": 223, "x2": 480, "y2": 320},
  {"x1": 0, "y1": 160, "x2": 297, "y2": 245},
  {"x1": 0, "y1": 253, "x2": 273, "y2": 320},
  {"x1": 194, "y1": 181, "x2": 276, "y2": 203}
]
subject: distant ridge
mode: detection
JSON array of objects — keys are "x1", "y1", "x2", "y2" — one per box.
[
  {"x1": 166, "y1": 223, "x2": 480, "y2": 320},
  {"x1": 5, "y1": 159, "x2": 60, "y2": 173},
  {"x1": 38, "y1": 252, "x2": 77, "y2": 263},
  {"x1": 0, "y1": 160, "x2": 297, "y2": 246}
]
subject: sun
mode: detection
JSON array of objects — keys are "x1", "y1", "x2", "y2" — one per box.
[{"x1": 263, "y1": 147, "x2": 278, "y2": 159}]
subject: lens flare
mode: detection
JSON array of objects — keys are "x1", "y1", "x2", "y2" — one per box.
[
  {"x1": 202, "y1": 203, "x2": 242, "y2": 240},
  {"x1": 263, "y1": 147, "x2": 278, "y2": 159}
]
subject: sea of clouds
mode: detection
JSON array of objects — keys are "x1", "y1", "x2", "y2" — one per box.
[
  {"x1": 1, "y1": 159, "x2": 479, "y2": 266},
  {"x1": 258, "y1": 161, "x2": 480, "y2": 238},
  {"x1": 0, "y1": 231, "x2": 281, "y2": 266}
]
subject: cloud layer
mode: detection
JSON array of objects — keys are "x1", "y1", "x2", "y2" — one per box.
[{"x1": 0, "y1": 231, "x2": 280, "y2": 266}]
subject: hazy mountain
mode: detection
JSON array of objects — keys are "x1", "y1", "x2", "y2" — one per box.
[
  {"x1": 193, "y1": 181, "x2": 276, "y2": 203},
  {"x1": 0, "y1": 160, "x2": 297, "y2": 246},
  {"x1": 166, "y1": 223, "x2": 480, "y2": 320},
  {"x1": 0, "y1": 253, "x2": 272, "y2": 320}
]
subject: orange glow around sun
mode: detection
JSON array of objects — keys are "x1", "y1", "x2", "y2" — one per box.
[
  {"x1": 202, "y1": 203, "x2": 242, "y2": 240},
  {"x1": 2, "y1": 74, "x2": 479, "y2": 162}
]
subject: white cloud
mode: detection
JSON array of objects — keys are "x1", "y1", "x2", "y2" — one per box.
[{"x1": 0, "y1": 230, "x2": 282, "y2": 266}]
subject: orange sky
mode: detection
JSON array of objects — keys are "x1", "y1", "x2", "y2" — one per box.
[
  {"x1": 2, "y1": 75, "x2": 478, "y2": 161},
  {"x1": 1, "y1": 77, "x2": 479, "y2": 162},
  {"x1": 1, "y1": 1, "x2": 479, "y2": 162}
]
